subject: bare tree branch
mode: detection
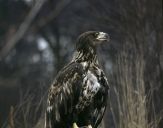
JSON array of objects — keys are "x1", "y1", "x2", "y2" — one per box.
[
  {"x1": 0, "y1": 0, "x2": 72, "y2": 60},
  {"x1": 0, "y1": 0, "x2": 46, "y2": 60},
  {"x1": 35, "y1": 0, "x2": 72, "y2": 29}
]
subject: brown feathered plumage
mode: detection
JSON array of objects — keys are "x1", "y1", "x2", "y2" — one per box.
[{"x1": 45, "y1": 31, "x2": 110, "y2": 128}]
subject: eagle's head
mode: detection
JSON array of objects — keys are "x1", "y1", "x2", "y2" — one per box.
[{"x1": 76, "y1": 31, "x2": 110, "y2": 52}]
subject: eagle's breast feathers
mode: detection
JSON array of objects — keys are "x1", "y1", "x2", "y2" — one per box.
[{"x1": 75, "y1": 63, "x2": 106, "y2": 111}]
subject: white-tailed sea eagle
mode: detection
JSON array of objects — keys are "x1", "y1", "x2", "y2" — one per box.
[{"x1": 45, "y1": 31, "x2": 110, "y2": 128}]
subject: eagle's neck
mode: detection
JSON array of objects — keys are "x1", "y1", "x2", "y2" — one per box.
[{"x1": 72, "y1": 47, "x2": 99, "y2": 64}]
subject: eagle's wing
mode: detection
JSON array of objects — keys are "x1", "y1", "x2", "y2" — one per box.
[
  {"x1": 93, "y1": 73, "x2": 109, "y2": 128},
  {"x1": 45, "y1": 62, "x2": 84, "y2": 128}
]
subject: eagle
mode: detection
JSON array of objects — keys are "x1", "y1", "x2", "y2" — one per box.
[{"x1": 45, "y1": 31, "x2": 110, "y2": 128}]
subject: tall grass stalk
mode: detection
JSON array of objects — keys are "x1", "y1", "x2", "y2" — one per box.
[{"x1": 110, "y1": 48, "x2": 161, "y2": 128}]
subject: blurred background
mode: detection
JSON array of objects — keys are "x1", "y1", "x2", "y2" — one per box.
[{"x1": 0, "y1": 0, "x2": 162, "y2": 128}]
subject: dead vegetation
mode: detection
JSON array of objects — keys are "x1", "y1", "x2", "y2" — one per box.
[{"x1": 110, "y1": 43, "x2": 162, "y2": 128}]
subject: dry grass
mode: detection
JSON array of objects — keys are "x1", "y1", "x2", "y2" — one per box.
[
  {"x1": 1, "y1": 87, "x2": 47, "y2": 128},
  {"x1": 110, "y1": 47, "x2": 162, "y2": 128}
]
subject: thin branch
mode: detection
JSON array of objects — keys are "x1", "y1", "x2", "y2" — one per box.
[
  {"x1": 35, "y1": 0, "x2": 72, "y2": 29},
  {"x1": 9, "y1": 106, "x2": 15, "y2": 128},
  {"x1": 0, "y1": 0, "x2": 72, "y2": 60},
  {"x1": 0, "y1": 0, "x2": 46, "y2": 60}
]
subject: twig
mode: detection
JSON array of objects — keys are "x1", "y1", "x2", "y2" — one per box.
[
  {"x1": 0, "y1": 0, "x2": 46, "y2": 60},
  {"x1": 35, "y1": 0, "x2": 72, "y2": 29},
  {"x1": 9, "y1": 106, "x2": 14, "y2": 128},
  {"x1": 0, "y1": 0, "x2": 72, "y2": 60}
]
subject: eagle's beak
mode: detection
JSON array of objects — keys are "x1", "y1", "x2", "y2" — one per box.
[{"x1": 96, "y1": 32, "x2": 110, "y2": 42}]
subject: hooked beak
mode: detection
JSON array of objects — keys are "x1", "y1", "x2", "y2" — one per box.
[{"x1": 96, "y1": 32, "x2": 110, "y2": 42}]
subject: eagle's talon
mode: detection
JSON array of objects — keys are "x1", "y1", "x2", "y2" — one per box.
[
  {"x1": 73, "y1": 122, "x2": 79, "y2": 128},
  {"x1": 73, "y1": 124, "x2": 92, "y2": 128},
  {"x1": 87, "y1": 125, "x2": 92, "y2": 128}
]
